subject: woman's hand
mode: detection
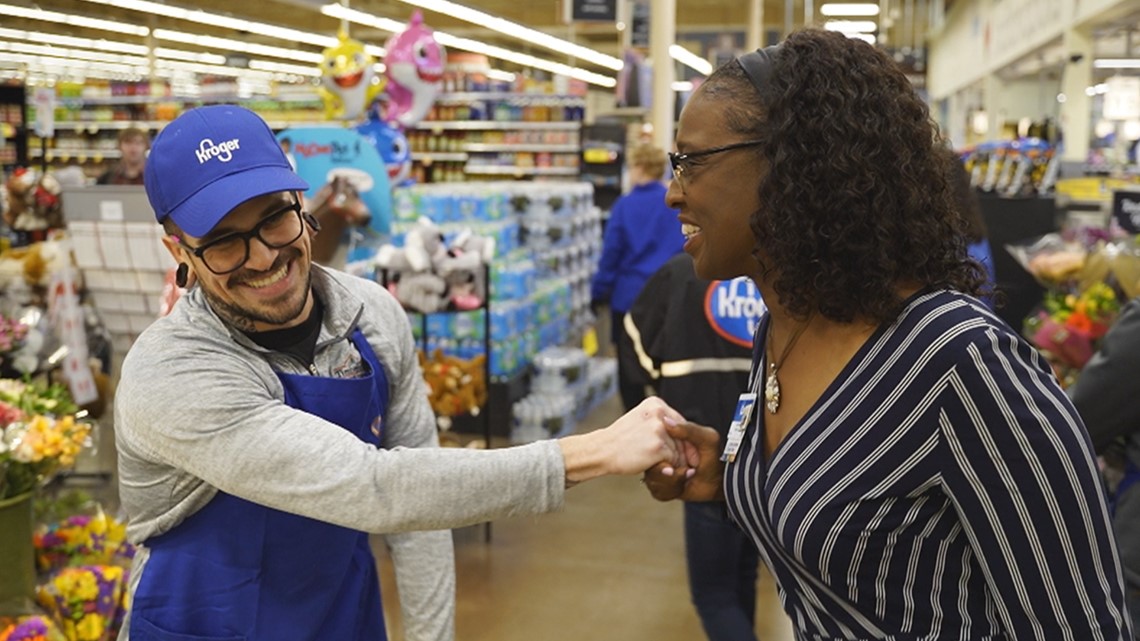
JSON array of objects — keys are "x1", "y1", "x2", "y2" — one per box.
[{"x1": 643, "y1": 420, "x2": 724, "y2": 502}]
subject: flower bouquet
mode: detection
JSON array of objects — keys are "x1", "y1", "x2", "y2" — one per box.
[
  {"x1": 0, "y1": 615, "x2": 67, "y2": 641},
  {"x1": 35, "y1": 566, "x2": 125, "y2": 641},
  {"x1": 1024, "y1": 283, "x2": 1121, "y2": 384},
  {"x1": 0, "y1": 379, "x2": 89, "y2": 501}
]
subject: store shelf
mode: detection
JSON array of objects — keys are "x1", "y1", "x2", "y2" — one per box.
[
  {"x1": 464, "y1": 144, "x2": 580, "y2": 153},
  {"x1": 413, "y1": 152, "x2": 469, "y2": 161},
  {"x1": 31, "y1": 148, "x2": 121, "y2": 160},
  {"x1": 52, "y1": 120, "x2": 337, "y2": 131},
  {"x1": 463, "y1": 165, "x2": 579, "y2": 176},
  {"x1": 59, "y1": 94, "x2": 321, "y2": 106},
  {"x1": 414, "y1": 121, "x2": 581, "y2": 131},
  {"x1": 435, "y1": 92, "x2": 586, "y2": 104}
]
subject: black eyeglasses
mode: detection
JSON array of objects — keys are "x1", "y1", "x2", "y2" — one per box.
[
  {"x1": 668, "y1": 140, "x2": 766, "y2": 190},
  {"x1": 176, "y1": 199, "x2": 305, "y2": 275}
]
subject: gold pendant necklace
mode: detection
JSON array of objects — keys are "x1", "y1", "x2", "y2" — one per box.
[{"x1": 764, "y1": 316, "x2": 811, "y2": 414}]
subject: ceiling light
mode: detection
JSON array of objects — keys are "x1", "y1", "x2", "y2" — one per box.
[
  {"x1": 669, "y1": 45, "x2": 713, "y2": 75},
  {"x1": 0, "y1": 41, "x2": 150, "y2": 67},
  {"x1": 153, "y1": 30, "x2": 325, "y2": 64},
  {"x1": 74, "y1": 0, "x2": 337, "y2": 48},
  {"x1": 825, "y1": 20, "x2": 878, "y2": 33},
  {"x1": 248, "y1": 60, "x2": 322, "y2": 77},
  {"x1": 486, "y1": 69, "x2": 516, "y2": 82},
  {"x1": 847, "y1": 33, "x2": 877, "y2": 44},
  {"x1": 0, "y1": 3, "x2": 149, "y2": 36},
  {"x1": 821, "y1": 3, "x2": 881, "y2": 16},
  {"x1": 1094, "y1": 59, "x2": 1140, "y2": 69},
  {"x1": 366, "y1": 0, "x2": 623, "y2": 71},
  {"x1": 323, "y1": 5, "x2": 616, "y2": 87},
  {"x1": 153, "y1": 48, "x2": 228, "y2": 65},
  {"x1": 0, "y1": 28, "x2": 149, "y2": 55},
  {"x1": 672, "y1": 81, "x2": 693, "y2": 92}
]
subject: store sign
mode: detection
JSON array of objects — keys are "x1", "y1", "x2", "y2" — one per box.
[
  {"x1": 1103, "y1": 77, "x2": 1140, "y2": 122},
  {"x1": 33, "y1": 87, "x2": 55, "y2": 138},
  {"x1": 630, "y1": 1, "x2": 650, "y2": 49},
  {"x1": 704, "y1": 278, "x2": 766, "y2": 347},
  {"x1": 1113, "y1": 190, "x2": 1140, "y2": 235},
  {"x1": 571, "y1": 0, "x2": 616, "y2": 21}
]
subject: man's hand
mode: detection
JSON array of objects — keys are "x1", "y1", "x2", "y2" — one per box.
[{"x1": 643, "y1": 420, "x2": 723, "y2": 502}]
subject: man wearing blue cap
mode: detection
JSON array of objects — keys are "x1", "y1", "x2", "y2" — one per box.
[{"x1": 115, "y1": 105, "x2": 694, "y2": 641}]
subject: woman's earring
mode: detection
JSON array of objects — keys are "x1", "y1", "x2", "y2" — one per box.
[{"x1": 175, "y1": 263, "x2": 189, "y2": 288}]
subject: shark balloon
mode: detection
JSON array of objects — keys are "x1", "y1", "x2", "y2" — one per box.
[
  {"x1": 318, "y1": 31, "x2": 383, "y2": 121},
  {"x1": 383, "y1": 11, "x2": 445, "y2": 128}
]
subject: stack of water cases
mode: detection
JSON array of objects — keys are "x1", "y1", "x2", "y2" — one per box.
[
  {"x1": 388, "y1": 181, "x2": 601, "y2": 379},
  {"x1": 510, "y1": 347, "x2": 617, "y2": 443}
]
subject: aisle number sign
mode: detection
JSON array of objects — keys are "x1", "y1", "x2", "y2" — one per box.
[
  {"x1": 569, "y1": 0, "x2": 616, "y2": 21},
  {"x1": 1104, "y1": 77, "x2": 1140, "y2": 122}
]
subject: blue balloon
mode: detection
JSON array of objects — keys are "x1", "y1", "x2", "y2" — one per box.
[{"x1": 354, "y1": 117, "x2": 413, "y2": 187}]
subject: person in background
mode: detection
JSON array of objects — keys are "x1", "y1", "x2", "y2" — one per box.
[
  {"x1": 623, "y1": 253, "x2": 763, "y2": 641},
  {"x1": 591, "y1": 143, "x2": 685, "y2": 410},
  {"x1": 644, "y1": 30, "x2": 1132, "y2": 639},
  {"x1": 1068, "y1": 300, "x2": 1140, "y2": 639},
  {"x1": 96, "y1": 127, "x2": 149, "y2": 185},
  {"x1": 117, "y1": 104, "x2": 692, "y2": 641}
]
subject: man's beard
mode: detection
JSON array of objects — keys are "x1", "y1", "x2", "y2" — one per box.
[{"x1": 202, "y1": 249, "x2": 312, "y2": 331}]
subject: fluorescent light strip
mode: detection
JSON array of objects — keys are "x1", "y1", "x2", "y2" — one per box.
[
  {"x1": 847, "y1": 33, "x2": 877, "y2": 44},
  {"x1": 0, "y1": 41, "x2": 151, "y2": 67},
  {"x1": 319, "y1": 5, "x2": 615, "y2": 87},
  {"x1": 75, "y1": 0, "x2": 338, "y2": 48},
  {"x1": 154, "y1": 48, "x2": 228, "y2": 65},
  {"x1": 0, "y1": 27, "x2": 149, "y2": 55},
  {"x1": 669, "y1": 45, "x2": 713, "y2": 75},
  {"x1": 820, "y1": 3, "x2": 881, "y2": 16},
  {"x1": 672, "y1": 80, "x2": 693, "y2": 92},
  {"x1": 0, "y1": 53, "x2": 146, "y2": 77},
  {"x1": 0, "y1": 2, "x2": 149, "y2": 36},
  {"x1": 487, "y1": 69, "x2": 516, "y2": 82},
  {"x1": 153, "y1": 29, "x2": 325, "y2": 64},
  {"x1": 825, "y1": 20, "x2": 878, "y2": 33},
  {"x1": 434, "y1": 32, "x2": 615, "y2": 87},
  {"x1": 1094, "y1": 59, "x2": 1140, "y2": 69},
  {"x1": 248, "y1": 59, "x2": 321, "y2": 77},
  {"x1": 362, "y1": 0, "x2": 622, "y2": 71}
]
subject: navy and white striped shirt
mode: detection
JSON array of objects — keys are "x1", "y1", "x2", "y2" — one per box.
[{"x1": 726, "y1": 290, "x2": 1133, "y2": 640}]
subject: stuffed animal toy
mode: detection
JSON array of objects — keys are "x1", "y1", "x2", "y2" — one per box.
[
  {"x1": 3, "y1": 169, "x2": 64, "y2": 236},
  {"x1": 419, "y1": 348, "x2": 487, "y2": 424}
]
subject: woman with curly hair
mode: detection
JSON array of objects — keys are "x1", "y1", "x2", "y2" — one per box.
[{"x1": 647, "y1": 29, "x2": 1132, "y2": 639}]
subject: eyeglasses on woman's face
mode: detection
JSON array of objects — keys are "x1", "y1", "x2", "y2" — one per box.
[
  {"x1": 668, "y1": 140, "x2": 766, "y2": 191},
  {"x1": 176, "y1": 198, "x2": 306, "y2": 275}
]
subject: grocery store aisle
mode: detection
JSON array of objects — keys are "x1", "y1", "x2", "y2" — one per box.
[{"x1": 375, "y1": 393, "x2": 796, "y2": 641}]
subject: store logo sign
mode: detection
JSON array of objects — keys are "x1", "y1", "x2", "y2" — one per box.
[
  {"x1": 195, "y1": 138, "x2": 240, "y2": 164},
  {"x1": 704, "y1": 278, "x2": 766, "y2": 347}
]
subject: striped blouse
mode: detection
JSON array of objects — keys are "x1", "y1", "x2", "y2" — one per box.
[{"x1": 725, "y1": 289, "x2": 1133, "y2": 640}]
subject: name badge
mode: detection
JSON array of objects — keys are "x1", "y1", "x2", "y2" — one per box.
[{"x1": 722, "y1": 392, "x2": 756, "y2": 463}]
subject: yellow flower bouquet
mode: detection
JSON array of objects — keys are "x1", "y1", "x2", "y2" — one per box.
[{"x1": 0, "y1": 379, "x2": 90, "y2": 501}]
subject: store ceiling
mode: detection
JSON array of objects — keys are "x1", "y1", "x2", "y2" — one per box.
[{"x1": 0, "y1": 0, "x2": 883, "y2": 85}]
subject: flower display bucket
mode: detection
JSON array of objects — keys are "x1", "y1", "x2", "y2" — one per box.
[{"x1": 0, "y1": 491, "x2": 37, "y2": 616}]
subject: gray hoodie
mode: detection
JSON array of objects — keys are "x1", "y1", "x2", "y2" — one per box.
[{"x1": 115, "y1": 264, "x2": 566, "y2": 640}]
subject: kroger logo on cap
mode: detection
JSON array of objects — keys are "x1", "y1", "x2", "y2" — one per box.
[{"x1": 195, "y1": 138, "x2": 241, "y2": 164}]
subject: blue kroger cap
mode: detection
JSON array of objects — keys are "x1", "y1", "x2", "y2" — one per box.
[{"x1": 144, "y1": 105, "x2": 309, "y2": 237}]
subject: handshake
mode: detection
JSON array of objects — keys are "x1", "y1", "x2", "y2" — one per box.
[{"x1": 557, "y1": 397, "x2": 726, "y2": 502}]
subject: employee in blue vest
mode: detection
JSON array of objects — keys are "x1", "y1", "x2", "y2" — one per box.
[
  {"x1": 115, "y1": 105, "x2": 694, "y2": 641},
  {"x1": 592, "y1": 143, "x2": 686, "y2": 410}
]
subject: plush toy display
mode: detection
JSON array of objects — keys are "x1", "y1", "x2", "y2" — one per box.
[
  {"x1": 375, "y1": 219, "x2": 493, "y2": 313},
  {"x1": 318, "y1": 31, "x2": 384, "y2": 122},
  {"x1": 382, "y1": 11, "x2": 445, "y2": 128},
  {"x1": 419, "y1": 348, "x2": 487, "y2": 423},
  {"x1": 3, "y1": 168, "x2": 64, "y2": 241}
]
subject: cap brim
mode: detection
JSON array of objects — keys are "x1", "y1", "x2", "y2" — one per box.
[{"x1": 167, "y1": 165, "x2": 309, "y2": 238}]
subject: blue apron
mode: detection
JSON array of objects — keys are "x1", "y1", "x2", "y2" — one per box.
[{"x1": 130, "y1": 329, "x2": 390, "y2": 641}]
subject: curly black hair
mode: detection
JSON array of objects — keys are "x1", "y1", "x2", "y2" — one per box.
[{"x1": 701, "y1": 29, "x2": 986, "y2": 324}]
